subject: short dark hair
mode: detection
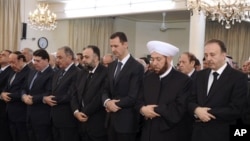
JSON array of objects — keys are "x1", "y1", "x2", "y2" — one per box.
[
  {"x1": 33, "y1": 49, "x2": 50, "y2": 61},
  {"x1": 86, "y1": 45, "x2": 100, "y2": 61},
  {"x1": 58, "y1": 46, "x2": 75, "y2": 60},
  {"x1": 205, "y1": 39, "x2": 227, "y2": 53},
  {"x1": 12, "y1": 51, "x2": 26, "y2": 62},
  {"x1": 3, "y1": 50, "x2": 12, "y2": 54},
  {"x1": 182, "y1": 52, "x2": 197, "y2": 64},
  {"x1": 140, "y1": 57, "x2": 150, "y2": 65},
  {"x1": 194, "y1": 58, "x2": 200, "y2": 66},
  {"x1": 76, "y1": 53, "x2": 83, "y2": 60},
  {"x1": 110, "y1": 32, "x2": 128, "y2": 43}
]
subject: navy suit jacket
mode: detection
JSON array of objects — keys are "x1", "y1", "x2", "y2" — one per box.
[
  {"x1": 102, "y1": 55, "x2": 144, "y2": 133},
  {"x1": 22, "y1": 66, "x2": 54, "y2": 125},
  {"x1": 51, "y1": 64, "x2": 80, "y2": 127},
  {"x1": 4, "y1": 65, "x2": 30, "y2": 122}
]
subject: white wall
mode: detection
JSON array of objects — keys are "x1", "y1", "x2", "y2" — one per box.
[
  {"x1": 20, "y1": 0, "x2": 190, "y2": 60},
  {"x1": 113, "y1": 18, "x2": 190, "y2": 65},
  {"x1": 135, "y1": 21, "x2": 190, "y2": 64},
  {"x1": 113, "y1": 18, "x2": 136, "y2": 55},
  {"x1": 19, "y1": 20, "x2": 69, "y2": 54},
  {"x1": 20, "y1": 0, "x2": 69, "y2": 54}
]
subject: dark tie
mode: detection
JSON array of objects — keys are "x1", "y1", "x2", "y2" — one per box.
[
  {"x1": 114, "y1": 62, "x2": 123, "y2": 81},
  {"x1": 0, "y1": 69, "x2": 2, "y2": 74},
  {"x1": 82, "y1": 72, "x2": 93, "y2": 108},
  {"x1": 208, "y1": 72, "x2": 219, "y2": 95},
  {"x1": 57, "y1": 70, "x2": 65, "y2": 85},
  {"x1": 29, "y1": 72, "x2": 40, "y2": 89}
]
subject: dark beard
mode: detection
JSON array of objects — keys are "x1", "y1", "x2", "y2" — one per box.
[
  {"x1": 154, "y1": 61, "x2": 169, "y2": 75},
  {"x1": 84, "y1": 64, "x2": 94, "y2": 71}
]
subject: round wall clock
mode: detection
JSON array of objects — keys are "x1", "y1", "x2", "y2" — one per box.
[{"x1": 38, "y1": 37, "x2": 48, "y2": 49}]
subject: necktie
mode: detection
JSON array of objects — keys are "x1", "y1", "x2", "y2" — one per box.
[
  {"x1": 82, "y1": 72, "x2": 93, "y2": 108},
  {"x1": 29, "y1": 72, "x2": 39, "y2": 90},
  {"x1": 114, "y1": 62, "x2": 123, "y2": 81},
  {"x1": 208, "y1": 72, "x2": 219, "y2": 95},
  {"x1": 57, "y1": 70, "x2": 65, "y2": 85},
  {"x1": 0, "y1": 69, "x2": 2, "y2": 74},
  {"x1": 10, "y1": 73, "x2": 16, "y2": 85}
]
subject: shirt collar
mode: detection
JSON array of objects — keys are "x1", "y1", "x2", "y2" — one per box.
[
  {"x1": 64, "y1": 62, "x2": 74, "y2": 72},
  {"x1": 159, "y1": 66, "x2": 173, "y2": 79},
  {"x1": 188, "y1": 69, "x2": 195, "y2": 77},
  {"x1": 40, "y1": 65, "x2": 50, "y2": 73},
  {"x1": 118, "y1": 54, "x2": 130, "y2": 68},
  {"x1": 0, "y1": 65, "x2": 10, "y2": 71},
  {"x1": 211, "y1": 62, "x2": 227, "y2": 77},
  {"x1": 89, "y1": 63, "x2": 98, "y2": 73}
]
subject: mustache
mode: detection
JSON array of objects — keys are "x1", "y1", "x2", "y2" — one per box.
[{"x1": 84, "y1": 64, "x2": 94, "y2": 71}]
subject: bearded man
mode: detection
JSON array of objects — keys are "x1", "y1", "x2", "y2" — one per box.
[{"x1": 135, "y1": 41, "x2": 192, "y2": 141}]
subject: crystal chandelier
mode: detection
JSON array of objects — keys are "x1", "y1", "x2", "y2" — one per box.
[
  {"x1": 187, "y1": 0, "x2": 250, "y2": 29},
  {"x1": 28, "y1": 3, "x2": 57, "y2": 31}
]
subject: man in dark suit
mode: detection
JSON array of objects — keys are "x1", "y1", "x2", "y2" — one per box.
[
  {"x1": 0, "y1": 50, "x2": 13, "y2": 141},
  {"x1": 43, "y1": 46, "x2": 80, "y2": 141},
  {"x1": 178, "y1": 52, "x2": 198, "y2": 79},
  {"x1": 22, "y1": 49, "x2": 54, "y2": 141},
  {"x1": 135, "y1": 41, "x2": 192, "y2": 141},
  {"x1": 188, "y1": 39, "x2": 248, "y2": 141},
  {"x1": 1, "y1": 51, "x2": 30, "y2": 141},
  {"x1": 75, "y1": 52, "x2": 84, "y2": 69},
  {"x1": 102, "y1": 32, "x2": 144, "y2": 141},
  {"x1": 21, "y1": 48, "x2": 34, "y2": 69},
  {"x1": 71, "y1": 45, "x2": 107, "y2": 141}
]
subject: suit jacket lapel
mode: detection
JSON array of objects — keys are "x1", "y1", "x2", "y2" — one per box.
[
  {"x1": 53, "y1": 65, "x2": 75, "y2": 91},
  {"x1": 113, "y1": 56, "x2": 132, "y2": 85},
  {"x1": 200, "y1": 69, "x2": 210, "y2": 104},
  {"x1": 110, "y1": 61, "x2": 117, "y2": 89},
  {"x1": 77, "y1": 72, "x2": 87, "y2": 103}
]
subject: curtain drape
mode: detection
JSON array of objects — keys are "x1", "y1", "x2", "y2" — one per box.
[
  {"x1": 205, "y1": 21, "x2": 250, "y2": 67},
  {"x1": 0, "y1": 0, "x2": 21, "y2": 51},
  {"x1": 69, "y1": 17, "x2": 114, "y2": 56}
]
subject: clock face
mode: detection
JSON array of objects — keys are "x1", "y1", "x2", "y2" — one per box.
[{"x1": 38, "y1": 37, "x2": 48, "y2": 49}]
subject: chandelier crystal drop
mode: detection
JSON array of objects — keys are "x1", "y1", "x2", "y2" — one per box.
[
  {"x1": 186, "y1": 0, "x2": 250, "y2": 29},
  {"x1": 28, "y1": 3, "x2": 57, "y2": 31}
]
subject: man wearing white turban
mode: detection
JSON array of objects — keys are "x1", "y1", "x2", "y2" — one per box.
[{"x1": 135, "y1": 40, "x2": 192, "y2": 141}]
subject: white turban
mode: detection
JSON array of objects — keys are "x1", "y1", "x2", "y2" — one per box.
[{"x1": 147, "y1": 41, "x2": 179, "y2": 57}]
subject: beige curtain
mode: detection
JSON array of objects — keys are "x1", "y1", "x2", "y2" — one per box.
[
  {"x1": 69, "y1": 17, "x2": 114, "y2": 56},
  {"x1": 205, "y1": 21, "x2": 250, "y2": 67},
  {"x1": 0, "y1": 0, "x2": 21, "y2": 51}
]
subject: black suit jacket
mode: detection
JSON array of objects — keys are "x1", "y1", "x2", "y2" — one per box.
[
  {"x1": 4, "y1": 65, "x2": 30, "y2": 122},
  {"x1": 136, "y1": 68, "x2": 192, "y2": 141},
  {"x1": 22, "y1": 66, "x2": 54, "y2": 125},
  {"x1": 51, "y1": 64, "x2": 80, "y2": 127},
  {"x1": 71, "y1": 64, "x2": 107, "y2": 136},
  {"x1": 188, "y1": 64, "x2": 248, "y2": 141},
  {"x1": 102, "y1": 55, "x2": 144, "y2": 133},
  {"x1": 190, "y1": 70, "x2": 197, "y2": 80},
  {"x1": 0, "y1": 66, "x2": 13, "y2": 118}
]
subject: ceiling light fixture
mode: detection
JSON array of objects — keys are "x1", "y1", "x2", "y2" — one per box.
[
  {"x1": 28, "y1": 2, "x2": 57, "y2": 30},
  {"x1": 186, "y1": 0, "x2": 250, "y2": 29}
]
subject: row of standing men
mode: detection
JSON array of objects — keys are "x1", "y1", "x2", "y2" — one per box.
[{"x1": 0, "y1": 32, "x2": 250, "y2": 141}]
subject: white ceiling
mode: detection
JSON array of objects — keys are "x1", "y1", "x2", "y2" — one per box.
[{"x1": 39, "y1": 0, "x2": 190, "y2": 22}]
